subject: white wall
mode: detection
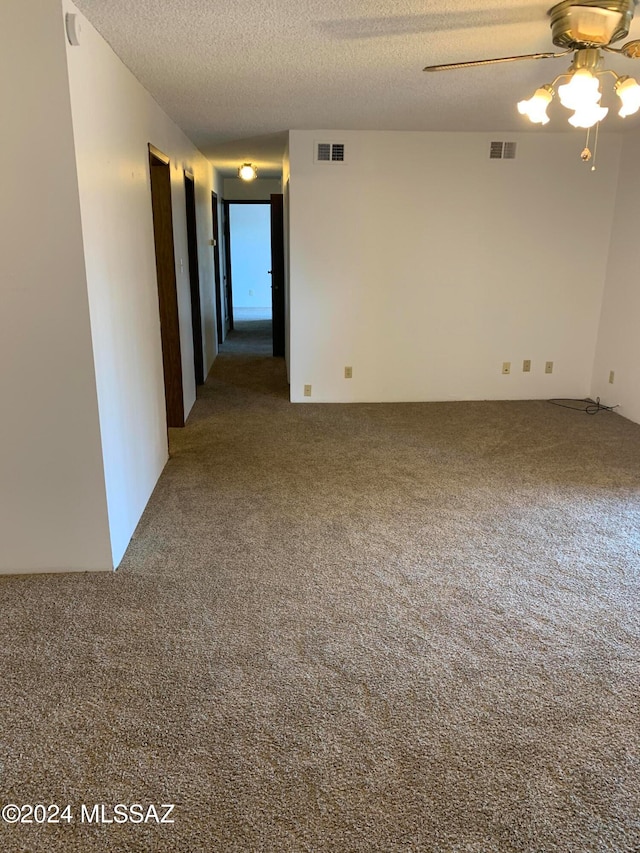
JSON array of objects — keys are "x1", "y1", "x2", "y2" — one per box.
[
  {"x1": 288, "y1": 130, "x2": 621, "y2": 403},
  {"x1": 0, "y1": 0, "x2": 112, "y2": 573},
  {"x1": 64, "y1": 0, "x2": 217, "y2": 566},
  {"x1": 223, "y1": 177, "x2": 282, "y2": 201},
  {"x1": 591, "y1": 128, "x2": 640, "y2": 425}
]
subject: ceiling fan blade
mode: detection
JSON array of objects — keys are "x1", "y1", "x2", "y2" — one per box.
[{"x1": 423, "y1": 51, "x2": 570, "y2": 72}]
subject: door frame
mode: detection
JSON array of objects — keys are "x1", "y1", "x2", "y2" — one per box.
[
  {"x1": 211, "y1": 192, "x2": 224, "y2": 347},
  {"x1": 184, "y1": 171, "x2": 204, "y2": 385}
]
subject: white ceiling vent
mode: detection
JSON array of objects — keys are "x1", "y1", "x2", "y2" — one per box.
[
  {"x1": 490, "y1": 141, "x2": 517, "y2": 160},
  {"x1": 315, "y1": 142, "x2": 346, "y2": 163}
]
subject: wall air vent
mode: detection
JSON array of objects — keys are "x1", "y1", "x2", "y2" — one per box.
[
  {"x1": 315, "y1": 142, "x2": 346, "y2": 163},
  {"x1": 490, "y1": 141, "x2": 517, "y2": 160}
]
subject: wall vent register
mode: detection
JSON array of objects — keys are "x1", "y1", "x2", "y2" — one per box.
[
  {"x1": 315, "y1": 142, "x2": 346, "y2": 162},
  {"x1": 490, "y1": 141, "x2": 517, "y2": 159}
]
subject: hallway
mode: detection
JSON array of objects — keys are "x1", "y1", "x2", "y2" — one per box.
[{"x1": 219, "y1": 316, "x2": 275, "y2": 358}]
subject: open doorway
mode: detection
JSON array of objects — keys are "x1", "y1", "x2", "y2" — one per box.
[
  {"x1": 228, "y1": 201, "x2": 271, "y2": 324},
  {"x1": 223, "y1": 197, "x2": 284, "y2": 357}
]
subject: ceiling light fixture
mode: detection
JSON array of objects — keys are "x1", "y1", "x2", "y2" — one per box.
[
  {"x1": 238, "y1": 163, "x2": 258, "y2": 181},
  {"x1": 518, "y1": 47, "x2": 640, "y2": 130},
  {"x1": 423, "y1": 1, "x2": 640, "y2": 167}
]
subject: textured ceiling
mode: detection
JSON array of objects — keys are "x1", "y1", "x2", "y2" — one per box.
[{"x1": 72, "y1": 0, "x2": 640, "y2": 174}]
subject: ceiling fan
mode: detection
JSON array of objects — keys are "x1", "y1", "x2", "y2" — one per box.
[{"x1": 424, "y1": 0, "x2": 640, "y2": 131}]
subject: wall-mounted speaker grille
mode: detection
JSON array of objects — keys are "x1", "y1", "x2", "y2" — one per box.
[
  {"x1": 315, "y1": 142, "x2": 346, "y2": 163},
  {"x1": 490, "y1": 141, "x2": 517, "y2": 160}
]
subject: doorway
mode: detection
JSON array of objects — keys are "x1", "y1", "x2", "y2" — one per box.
[
  {"x1": 223, "y1": 196, "x2": 285, "y2": 357},
  {"x1": 148, "y1": 144, "x2": 184, "y2": 428}
]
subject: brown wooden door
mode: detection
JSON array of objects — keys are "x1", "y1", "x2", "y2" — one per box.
[
  {"x1": 222, "y1": 201, "x2": 234, "y2": 332},
  {"x1": 212, "y1": 192, "x2": 223, "y2": 347},
  {"x1": 149, "y1": 145, "x2": 184, "y2": 428},
  {"x1": 270, "y1": 193, "x2": 285, "y2": 358}
]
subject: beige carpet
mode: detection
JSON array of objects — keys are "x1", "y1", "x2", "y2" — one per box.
[{"x1": 1, "y1": 321, "x2": 639, "y2": 852}]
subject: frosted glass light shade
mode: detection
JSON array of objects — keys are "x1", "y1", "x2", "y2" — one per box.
[
  {"x1": 558, "y1": 69, "x2": 602, "y2": 110},
  {"x1": 616, "y1": 76, "x2": 640, "y2": 117},
  {"x1": 517, "y1": 87, "x2": 553, "y2": 124},
  {"x1": 568, "y1": 104, "x2": 609, "y2": 128}
]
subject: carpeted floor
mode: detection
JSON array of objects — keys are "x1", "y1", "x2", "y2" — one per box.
[{"x1": 1, "y1": 320, "x2": 639, "y2": 852}]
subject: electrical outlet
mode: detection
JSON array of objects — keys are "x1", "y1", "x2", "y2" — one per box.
[
  {"x1": 502, "y1": 362, "x2": 511, "y2": 375},
  {"x1": 545, "y1": 361, "x2": 554, "y2": 374},
  {"x1": 304, "y1": 384, "x2": 312, "y2": 397},
  {"x1": 609, "y1": 370, "x2": 615, "y2": 384},
  {"x1": 344, "y1": 366, "x2": 353, "y2": 379},
  {"x1": 523, "y1": 359, "x2": 531, "y2": 373}
]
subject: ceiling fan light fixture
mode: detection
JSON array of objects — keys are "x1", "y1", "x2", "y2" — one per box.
[
  {"x1": 238, "y1": 163, "x2": 258, "y2": 181},
  {"x1": 517, "y1": 85, "x2": 554, "y2": 123},
  {"x1": 615, "y1": 74, "x2": 640, "y2": 115},
  {"x1": 422, "y1": 1, "x2": 640, "y2": 157}
]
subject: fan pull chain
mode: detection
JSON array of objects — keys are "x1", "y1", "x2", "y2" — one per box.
[
  {"x1": 581, "y1": 127, "x2": 592, "y2": 163},
  {"x1": 580, "y1": 123, "x2": 600, "y2": 171},
  {"x1": 591, "y1": 121, "x2": 600, "y2": 172}
]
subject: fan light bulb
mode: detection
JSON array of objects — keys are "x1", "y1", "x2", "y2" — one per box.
[
  {"x1": 616, "y1": 76, "x2": 640, "y2": 117},
  {"x1": 568, "y1": 104, "x2": 608, "y2": 128},
  {"x1": 517, "y1": 86, "x2": 553, "y2": 125},
  {"x1": 238, "y1": 163, "x2": 257, "y2": 181},
  {"x1": 558, "y1": 68, "x2": 602, "y2": 110}
]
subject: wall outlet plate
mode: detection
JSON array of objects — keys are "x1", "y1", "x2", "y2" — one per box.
[
  {"x1": 502, "y1": 362, "x2": 511, "y2": 375},
  {"x1": 545, "y1": 361, "x2": 554, "y2": 374},
  {"x1": 523, "y1": 359, "x2": 531, "y2": 373},
  {"x1": 344, "y1": 366, "x2": 352, "y2": 379},
  {"x1": 304, "y1": 384, "x2": 312, "y2": 397},
  {"x1": 609, "y1": 370, "x2": 615, "y2": 384}
]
